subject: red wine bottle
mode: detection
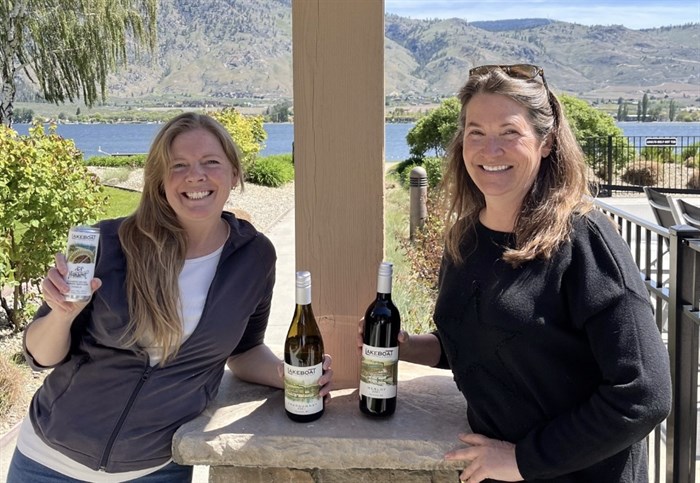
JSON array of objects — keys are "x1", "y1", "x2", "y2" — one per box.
[{"x1": 359, "y1": 262, "x2": 400, "y2": 417}]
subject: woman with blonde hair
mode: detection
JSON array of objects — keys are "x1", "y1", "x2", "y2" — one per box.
[
  {"x1": 361, "y1": 65, "x2": 670, "y2": 482},
  {"x1": 9, "y1": 112, "x2": 333, "y2": 482}
]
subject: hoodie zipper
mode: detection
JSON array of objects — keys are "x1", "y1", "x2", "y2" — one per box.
[
  {"x1": 97, "y1": 220, "x2": 240, "y2": 470},
  {"x1": 98, "y1": 365, "x2": 154, "y2": 471}
]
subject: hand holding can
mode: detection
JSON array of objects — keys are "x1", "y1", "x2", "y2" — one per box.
[{"x1": 64, "y1": 226, "x2": 100, "y2": 302}]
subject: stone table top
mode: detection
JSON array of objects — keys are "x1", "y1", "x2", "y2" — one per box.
[{"x1": 173, "y1": 361, "x2": 470, "y2": 472}]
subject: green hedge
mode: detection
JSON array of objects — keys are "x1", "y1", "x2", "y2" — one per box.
[
  {"x1": 84, "y1": 154, "x2": 146, "y2": 167},
  {"x1": 246, "y1": 154, "x2": 294, "y2": 187},
  {"x1": 393, "y1": 156, "x2": 444, "y2": 189}
]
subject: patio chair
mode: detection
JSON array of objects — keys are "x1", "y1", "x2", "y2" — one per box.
[
  {"x1": 670, "y1": 198, "x2": 700, "y2": 230},
  {"x1": 642, "y1": 187, "x2": 678, "y2": 333},
  {"x1": 642, "y1": 186, "x2": 675, "y2": 280},
  {"x1": 643, "y1": 187, "x2": 678, "y2": 230}
]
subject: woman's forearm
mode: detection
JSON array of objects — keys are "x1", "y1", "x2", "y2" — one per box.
[
  {"x1": 399, "y1": 333, "x2": 442, "y2": 367},
  {"x1": 227, "y1": 344, "x2": 284, "y2": 389},
  {"x1": 24, "y1": 311, "x2": 75, "y2": 367}
]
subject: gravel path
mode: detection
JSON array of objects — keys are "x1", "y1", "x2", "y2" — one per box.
[{"x1": 90, "y1": 167, "x2": 295, "y2": 233}]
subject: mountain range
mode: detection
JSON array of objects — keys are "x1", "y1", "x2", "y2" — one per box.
[{"x1": 18, "y1": 0, "x2": 700, "y2": 107}]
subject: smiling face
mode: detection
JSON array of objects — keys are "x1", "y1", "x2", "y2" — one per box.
[
  {"x1": 163, "y1": 128, "x2": 238, "y2": 231},
  {"x1": 462, "y1": 92, "x2": 552, "y2": 216}
]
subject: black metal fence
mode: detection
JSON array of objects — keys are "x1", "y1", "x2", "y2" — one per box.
[
  {"x1": 594, "y1": 198, "x2": 699, "y2": 483},
  {"x1": 583, "y1": 136, "x2": 700, "y2": 195}
]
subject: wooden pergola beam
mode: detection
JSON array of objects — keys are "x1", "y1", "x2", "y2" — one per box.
[{"x1": 292, "y1": 0, "x2": 385, "y2": 388}]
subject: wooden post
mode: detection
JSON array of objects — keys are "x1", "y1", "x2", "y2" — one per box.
[{"x1": 292, "y1": 0, "x2": 385, "y2": 389}]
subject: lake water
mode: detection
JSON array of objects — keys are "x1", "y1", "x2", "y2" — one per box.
[{"x1": 12, "y1": 121, "x2": 700, "y2": 161}]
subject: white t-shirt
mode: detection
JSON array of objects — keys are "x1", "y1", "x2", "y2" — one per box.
[{"x1": 17, "y1": 245, "x2": 223, "y2": 481}]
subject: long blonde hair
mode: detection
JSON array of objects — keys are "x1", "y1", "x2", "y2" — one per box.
[
  {"x1": 118, "y1": 112, "x2": 244, "y2": 363},
  {"x1": 442, "y1": 68, "x2": 592, "y2": 266}
]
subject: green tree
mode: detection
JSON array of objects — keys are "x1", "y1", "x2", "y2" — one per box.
[
  {"x1": 12, "y1": 107, "x2": 33, "y2": 123},
  {"x1": 211, "y1": 108, "x2": 267, "y2": 171},
  {"x1": 0, "y1": 0, "x2": 157, "y2": 127},
  {"x1": 406, "y1": 98, "x2": 460, "y2": 158},
  {"x1": 647, "y1": 103, "x2": 663, "y2": 122},
  {"x1": 268, "y1": 101, "x2": 292, "y2": 123},
  {"x1": 560, "y1": 95, "x2": 622, "y2": 139},
  {"x1": 641, "y1": 92, "x2": 650, "y2": 122},
  {"x1": 669, "y1": 100, "x2": 677, "y2": 121},
  {"x1": 0, "y1": 123, "x2": 106, "y2": 329},
  {"x1": 560, "y1": 94, "x2": 630, "y2": 173}
]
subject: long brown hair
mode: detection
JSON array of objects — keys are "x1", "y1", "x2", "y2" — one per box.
[
  {"x1": 118, "y1": 112, "x2": 244, "y2": 363},
  {"x1": 442, "y1": 68, "x2": 592, "y2": 266}
]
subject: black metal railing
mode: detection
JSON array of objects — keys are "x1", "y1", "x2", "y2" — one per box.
[
  {"x1": 594, "y1": 198, "x2": 699, "y2": 483},
  {"x1": 584, "y1": 136, "x2": 700, "y2": 195}
]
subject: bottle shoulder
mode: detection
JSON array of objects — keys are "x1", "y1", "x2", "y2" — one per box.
[{"x1": 365, "y1": 298, "x2": 400, "y2": 318}]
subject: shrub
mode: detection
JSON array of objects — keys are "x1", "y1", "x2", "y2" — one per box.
[
  {"x1": 400, "y1": 190, "x2": 445, "y2": 292},
  {"x1": 640, "y1": 146, "x2": 675, "y2": 164},
  {"x1": 0, "y1": 356, "x2": 23, "y2": 418},
  {"x1": 211, "y1": 108, "x2": 267, "y2": 172},
  {"x1": 0, "y1": 124, "x2": 106, "y2": 329},
  {"x1": 245, "y1": 154, "x2": 294, "y2": 187},
  {"x1": 594, "y1": 165, "x2": 608, "y2": 181},
  {"x1": 84, "y1": 154, "x2": 146, "y2": 167},
  {"x1": 393, "y1": 156, "x2": 444, "y2": 189},
  {"x1": 620, "y1": 161, "x2": 661, "y2": 186},
  {"x1": 393, "y1": 157, "x2": 420, "y2": 188},
  {"x1": 687, "y1": 173, "x2": 700, "y2": 190},
  {"x1": 422, "y1": 156, "x2": 445, "y2": 188},
  {"x1": 681, "y1": 142, "x2": 700, "y2": 162}
]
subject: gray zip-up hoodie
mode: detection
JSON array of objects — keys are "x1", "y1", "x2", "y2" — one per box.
[{"x1": 23, "y1": 212, "x2": 276, "y2": 472}]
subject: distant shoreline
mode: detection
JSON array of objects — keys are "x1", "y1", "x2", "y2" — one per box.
[{"x1": 12, "y1": 119, "x2": 700, "y2": 127}]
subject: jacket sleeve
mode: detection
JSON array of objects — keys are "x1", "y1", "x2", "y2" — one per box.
[
  {"x1": 429, "y1": 330, "x2": 451, "y2": 369},
  {"x1": 22, "y1": 302, "x2": 92, "y2": 371},
  {"x1": 516, "y1": 213, "x2": 672, "y2": 479},
  {"x1": 229, "y1": 239, "x2": 276, "y2": 357}
]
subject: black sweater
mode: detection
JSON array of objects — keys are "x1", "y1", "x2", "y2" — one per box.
[{"x1": 433, "y1": 210, "x2": 671, "y2": 482}]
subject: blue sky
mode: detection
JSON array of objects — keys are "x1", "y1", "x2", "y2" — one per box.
[{"x1": 384, "y1": 0, "x2": 699, "y2": 29}]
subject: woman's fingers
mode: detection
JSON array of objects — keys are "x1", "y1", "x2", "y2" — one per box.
[
  {"x1": 357, "y1": 318, "x2": 365, "y2": 353},
  {"x1": 319, "y1": 353, "x2": 334, "y2": 399},
  {"x1": 446, "y1": 433, "x2": 522, "y2": 483}
]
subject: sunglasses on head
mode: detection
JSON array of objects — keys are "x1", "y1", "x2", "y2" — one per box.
[{"x1": 469, "y1": 64, "x2": 549, "y2": 90}]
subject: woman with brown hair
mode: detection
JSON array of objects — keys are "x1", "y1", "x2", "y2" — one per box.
[
  {"x1": 9, "y1": 112, "x2": 333, "y2": 482},
  {"x1": 362, "y1": 65, "x2": 671, "y2": 482}
]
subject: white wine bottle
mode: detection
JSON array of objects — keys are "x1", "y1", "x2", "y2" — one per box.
[
  {"x1": 284, "y1": 271, "x2": 325, "y2": 422},
  {"x1": 359, "y1": 261, "x2": 401, "y2": 417}
]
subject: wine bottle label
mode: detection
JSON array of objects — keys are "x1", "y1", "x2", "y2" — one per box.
[
  {"x1": 284, "y1": 362, "x2": 323, "y2": 415},
  {"x1": 359, "y1": 344, "x2": 399, "y2": 398}
]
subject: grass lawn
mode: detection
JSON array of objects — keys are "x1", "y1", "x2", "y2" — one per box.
[{"x1": 100, "y1": 186, "x2": 141, "y2": 220}]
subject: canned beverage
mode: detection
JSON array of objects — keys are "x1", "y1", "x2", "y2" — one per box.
[{"x1": 65, "y1": 226, "x2": 100, "y2": 302}]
